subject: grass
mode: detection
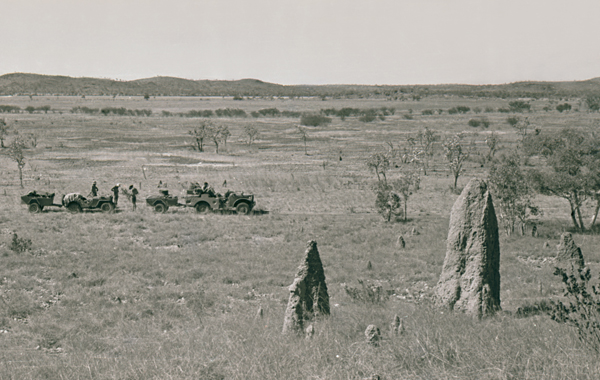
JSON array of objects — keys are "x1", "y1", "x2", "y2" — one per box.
[{"x1": 1, "y1": 95, "x2": 600, "y2": 378}]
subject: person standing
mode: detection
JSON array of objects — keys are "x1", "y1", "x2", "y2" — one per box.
[
  {"x1": 90, "y1": 181, "x2": 98, "y2": 197},
  {"x1": 111, "y1": 183, "x2": 120, "y2": 206},
  {"x1": 129, "y1": 185, "x2": 138, "y2": 211}
]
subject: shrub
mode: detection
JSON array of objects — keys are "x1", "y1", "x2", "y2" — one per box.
[
  {"x1": 468, "y1": 119, "x2": 481, "y2": 127},
  {"x1": 359, "y1": 114, "x2": 376, "y2": 123},
  {"x1": 498, "y1": 107, "x2": 510, "y2": 113},
  {"x1": 456, "y1": 106, "x2": 470, "y2": 114},
  {"x1": 556, "y1": 103, "x2": 572, "y2": 112},
  {"x1": 551, "y1": 265, "x2": 600, "y2": 353},
  {"x1": 300, "y1": 114, "x2": 331, "y2": 126},
  {"x1": 484, "y1": 107, "x2": 494, "y2": 113},
  {"x1": 508, "y1": 100, "x2": 531, "y2": 112},
  {"x1": 421, "y1": 109, "x2": 434, "y2": 115},
  {"x1": 402, "y1": 114, "x2": 413, "y2": 120}
]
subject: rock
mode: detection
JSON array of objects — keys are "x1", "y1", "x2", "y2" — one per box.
[
  {"x1": 543, "y1": 241, "x2": 550, "y2": 249},
  {"x1": 282, "y1": 240, "x2": 330, "y2": 334},
  {"x1": 434, "y1": 179, "x2": 501, "y2": 318},
  {"x1": 411, "y1": 227, "x2": 420, "y2": 236},
  {"x1": 397, "y1": 235, "x2": 405, "y2": 249},
  {"x1": 365, "y1": 325, "x2": 381, "y2": 346},
  {"x1": 391, "y1": 314, "x2": 404, "y2": 336},
  {"x1": 556, "y1": 233, "x2": 585, "y2": 268}
]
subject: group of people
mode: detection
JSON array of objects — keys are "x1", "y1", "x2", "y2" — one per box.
[{"x1": 90, "y1": 181, "x2": 139, "y2": 210}]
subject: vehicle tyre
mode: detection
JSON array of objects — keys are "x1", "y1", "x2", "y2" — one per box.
[
  {"x1": 67, "y1": 203, "x2": 82, "y2": 213},
  {"x1": 100, "y1": 202, "x2": 115, "y2": 213},
  {"x1": 28, "y1": 203, "x2": 41, "y2": 213},
  {"x1": 154, "y1": 203, "x2": 167, "y2": 213},
  {"x1": 195, "y1": 202, "x2": 210, "y2": 214},
  {"x1": 236, "y1": 202, "x2": 250, "y2": 215}
]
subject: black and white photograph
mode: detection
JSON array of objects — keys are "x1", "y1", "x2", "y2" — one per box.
[{"x1": 1, "y1": 1, "x2": 600, "y2": 378}]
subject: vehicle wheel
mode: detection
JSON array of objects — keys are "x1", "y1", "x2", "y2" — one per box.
[
  {"x1": 195, "y1": 203, "x2": 210, "y2": 214},
  {"x1": 28, "y1": 203, "x2": 41, "y2": 213},
  {"x1": 100, "y1": 202, "x2": 115, "y2": 213},
  {"x1": 154, "y1": 203, "x2": 167, "y2": 213},
  {"x1": 67, "y1": 203, "x2": 82, "y2": 213},
  {"x1": 236, "y1": 202, "x2": 250, "y2": 215}
]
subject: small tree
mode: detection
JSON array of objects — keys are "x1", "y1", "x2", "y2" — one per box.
[
  {"x1": 6, "y1": 137, "x2": 27, "y2": 188},
  {"x1": 244, "y1": 125, "x2": 259, "y2": 145},
  {"x1": 189, "y1": 121, "x2": 213, "y2": 152},
  {"x1": 485, "y1": 132, "x2": 500, "y2": 161},
  {"x1": 366, "y1": 152, "x2": 390, "y2": 183},
  {"x1": 297, "y1": 126, "x2": 309, "y2": 155},
  {"x1": 488, "y1": 152, "x2": 539, "y2": 235},
  {"x1": 390, "y1": 169, "x2": 421, "y2": 222},
  {"x1": 374, "y1": 181, "x2": 402, "y2": 222},
  {"x1": 0, "y1": 118, "x2": 8, "y2": 148},
  {"x1": 443, "y1": 134, "x2": 470, "y2": 190},
  {"x1": 416, "y1": 127, "x2": 438, "y2": 175},
  {"x1": 211, "y1": 125, "x2": 230, "y2": 154}
]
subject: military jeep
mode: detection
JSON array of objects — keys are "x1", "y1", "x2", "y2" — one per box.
[{"x1": 62, "y1": 193, "x2": 115, "y2": 213}]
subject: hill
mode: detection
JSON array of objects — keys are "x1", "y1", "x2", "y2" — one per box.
[{"x1": 1, "y1": 72, "x2": 599, "y2": 98}]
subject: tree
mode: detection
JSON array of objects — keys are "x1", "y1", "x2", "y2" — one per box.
[
  {"x1": 211, "y1": 125, "x2": 230, "y2": 154},
  {"x1": 485, "y1": 132, "x2": 500, "y2": 161},
  {"x1": 297, "y1": 126, "x2": 309, "y2": 155},
  {"x1": 488, "y1": 152, "x2": 539, "y2": 235},
  {"x1": 374, "y1": 181, "x2": 402, "y2": 222},
  {"x1": 366, "y1": 152, "x2": 390, "y2": 183},
  {"x1": 0, "y1": 118, "x2": 8, "y2": 148},
  {"x1": 189, "y1": 121, "x2": 213, "y2": 152},
  {"x1": 390, "y1": 168, "x2": 421, "y2": 222},
  {"x1": 416, "y1": 127, "x2": 438, "y2": 175},
  {"x1": 244, "y1": 125, "x2": 259, "y2": 145},
  {"x1": 443, "y1": 134, "x2": 470, "y2": 190},
  {"x1": 6, "y1": 137, "x2": 27, "y2": 188},
  {"x1": 527, "y1": 129, "x2": 600, "y2": 232}
]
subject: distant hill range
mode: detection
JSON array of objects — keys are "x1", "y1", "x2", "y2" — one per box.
[{"x1": 1, "y1": 73, "x2": 599, "y2": 98}]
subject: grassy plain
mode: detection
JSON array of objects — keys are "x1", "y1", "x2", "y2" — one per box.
[{"x1": 1, "y1": 95, "x2": 600, "y2": 379}]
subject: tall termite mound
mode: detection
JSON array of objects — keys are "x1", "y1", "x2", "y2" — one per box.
[
  {"x1": 434, "y1": 179, "x2": 501, "y2": 318},
  {"x1": 282, "y1": 240, "x2": 330, "y2": 334}
]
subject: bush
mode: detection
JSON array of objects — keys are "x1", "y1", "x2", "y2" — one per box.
[
  {"x1": 551, "y1": 265, "x2": 600, "y2": 353},
  {"x1": 300, "y1": 114, "x2": 331, "y2": 127},
  {"x1": 468, "y1": 119, "x2": 481, "y2": 127},
  {"x1": 358, "y1": 114, "x2": 376, "y2": 123},
  {"x1": 421, "y1": 109, "x2": 434, "y2": 115},
  {"x1": 509, "y1": 101, "x2": 531, "y2": 112},
  {"x1": 497, "y1": 107, "x2": 510, "y2": 113},
  {"x1": 556, "y1": 103, "x2": 572, "y2": 112}
]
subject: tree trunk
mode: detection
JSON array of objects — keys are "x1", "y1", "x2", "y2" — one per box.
[
  {"x1": 568, "y1": 198, "x2": 582, "y2": 231},
  {"x1": 591, "y1": 196, "x2": 600, "y2": 227},
  {"x1": 18, "y1": 165, "x2": 23, "y2": 188},
  {"x1": 574, "y1": 192, "x2": 586, "y2": 232}
]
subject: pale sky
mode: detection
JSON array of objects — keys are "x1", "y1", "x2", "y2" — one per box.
[{"x1": 2, "y1": 0, "x2": 600, "y2": 85}]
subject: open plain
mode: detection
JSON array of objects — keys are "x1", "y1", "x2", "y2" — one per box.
[{"x1": 1, "y1": 94, "x2": 600, "y2": 379}]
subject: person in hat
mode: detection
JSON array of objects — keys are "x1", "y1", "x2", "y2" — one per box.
[
  {"x1": 129, "y1": 185, "x2": 139, "y2": 211},
  {"x1": 111, "y1": 183, "x2": 120, "y2": 206},
  {"x1": 90, "y1": 181, "x2": 98, "y2": 197}
]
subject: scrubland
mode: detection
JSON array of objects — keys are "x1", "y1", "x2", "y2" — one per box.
[{"x1": 1, "y1": 95, "x2": 600, "y2": 379}]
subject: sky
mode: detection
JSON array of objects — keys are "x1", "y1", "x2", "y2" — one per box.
[{"x1": 2, "y1": 0, "x2": 600, "y2": 85}]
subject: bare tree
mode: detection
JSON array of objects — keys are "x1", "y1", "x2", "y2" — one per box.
[
  {"x1": 189, "y1": 120, "x2": 213, "y2": 152},
  {"x1": 244, "y1": 125, "x2": 259, "y2": 145},
  {"x1": 485, "y1": 132, "x2": 500, "y2": 161},
  {"x1": 211, "y1": 125, "x2": 230, "y2": 154},
  {"x1": 297, "y1": 126, "x2": 309, "y2": 155},
  {"x1": 367, "y1": 152, "x2": 391, "y2": 183},
  {"x1": 443, "y1": 134, "x2": 471, "y2": 190},
  {"x1": 6, "y1": 137, "x2": 27, "y2": 188}
]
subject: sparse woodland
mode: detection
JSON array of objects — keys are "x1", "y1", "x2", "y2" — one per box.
[{"x1": 1, "y1": 90, "x2": 600, "y2": 379}]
